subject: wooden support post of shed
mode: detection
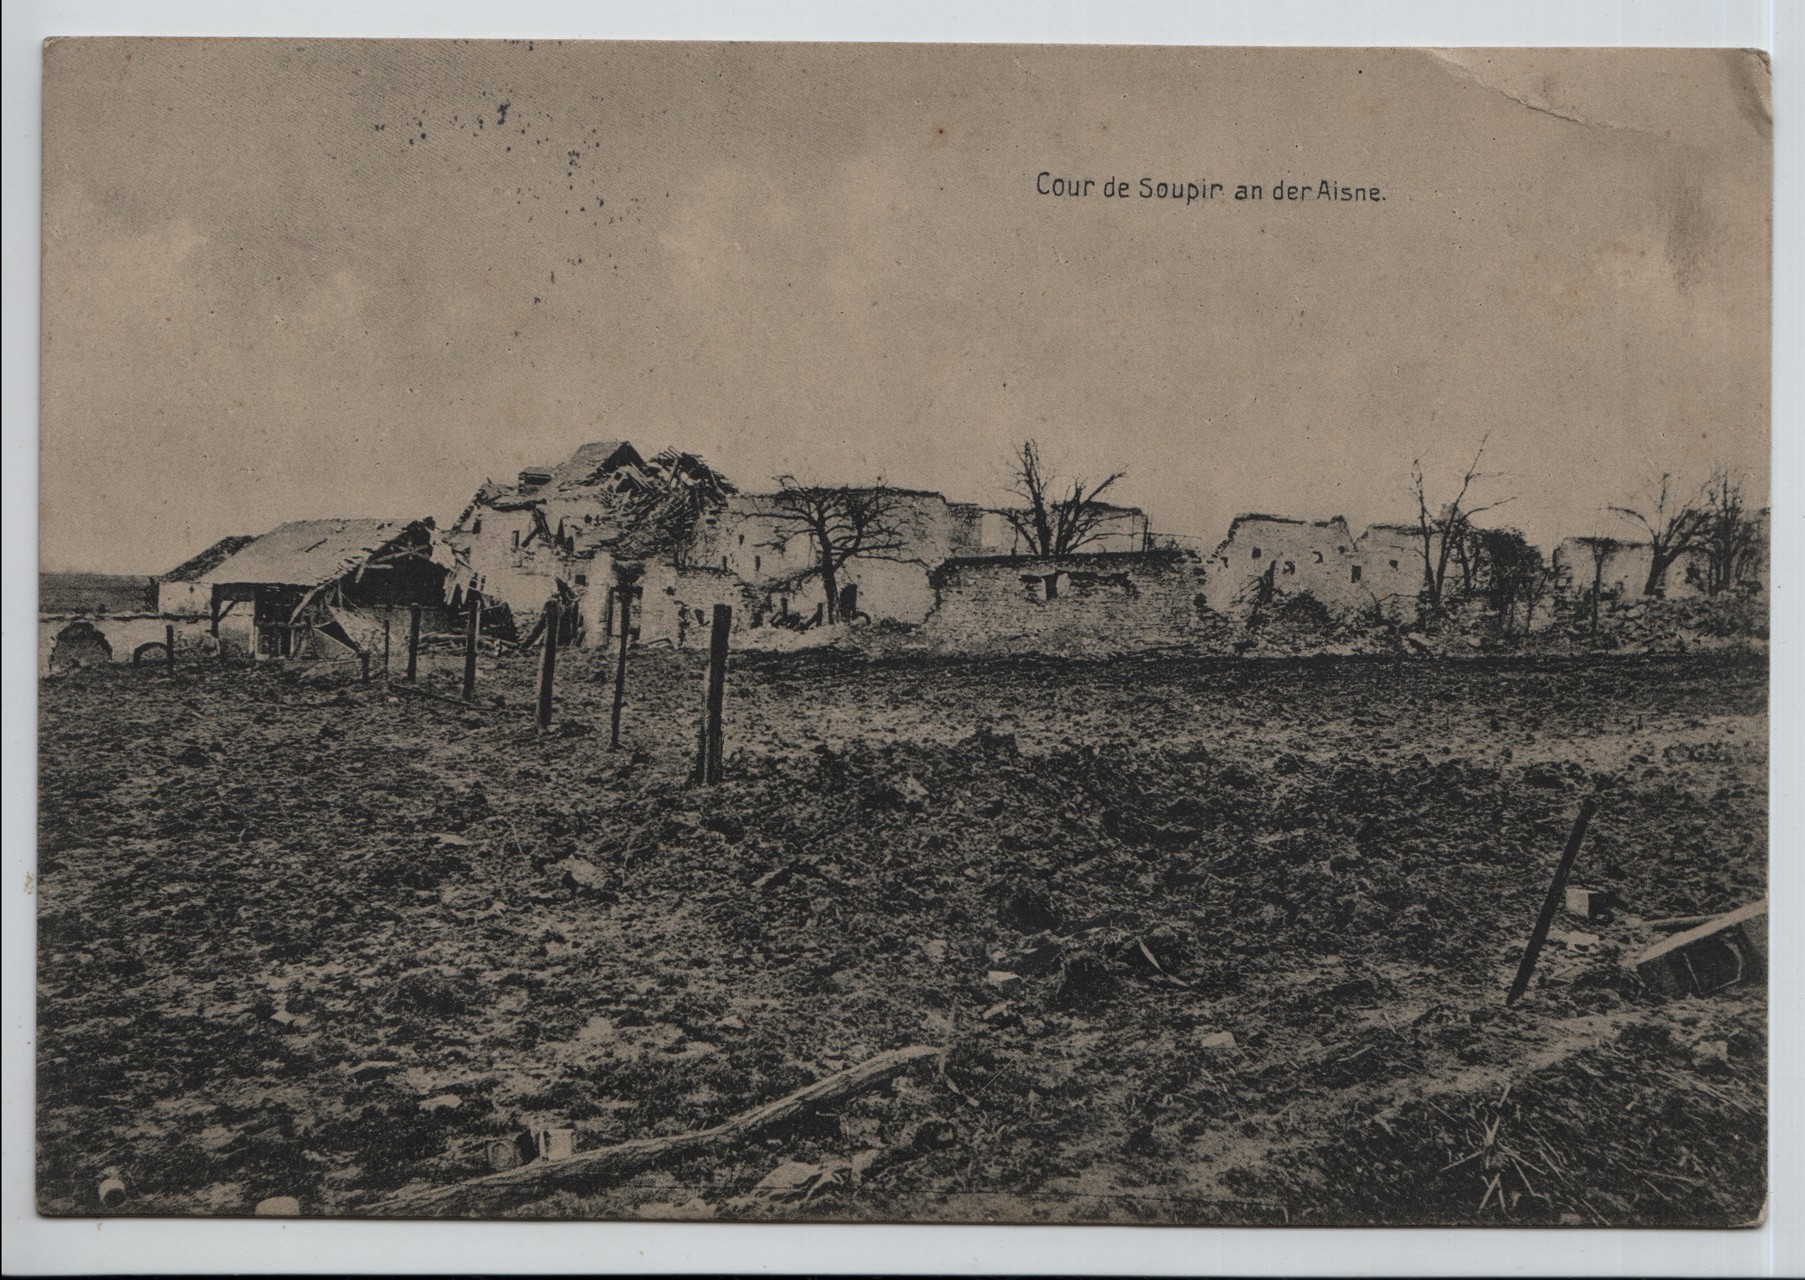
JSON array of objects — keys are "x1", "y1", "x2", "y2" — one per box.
[
  {"x1": 383, "y1": 610, "x2": 392, "y2": 680},
  {"x1": 702, "y1": 604, "x2": 731, "y2": 784},
  {"x1": 610, "y1": 587, "x2": 632, "y2": 748},
  {"x1": 463, "y1": 589, "x2": 482, "y2": 702},
  {"x1": 165, "y1": 624, "x2": 177, "y2": 677},
  {"x1": 209, "y1": 587, "x2": 221, "y2": 637},
  {"x1": 537, "y1": 600, "x2": 560, "y2": 731},
  {"x1": 406, "y1": 604, "x2": 421, "y2": 682}
]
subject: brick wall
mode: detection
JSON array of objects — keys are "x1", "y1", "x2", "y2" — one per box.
[{"x1": 921, "y1": 549, "x2": 1208, "y2": 652}]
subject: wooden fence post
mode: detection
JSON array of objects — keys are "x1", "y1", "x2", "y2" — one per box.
[
  {"x1": 702, "y1": 604, "x2": 731, "y2": 784},
  {"x1": 463, "y1": 589, "x2": 482, "y2": 701},
  {"x1": 383, "y1": 610, "x2": 393, "y2": 680},
  {"x1": 537, "y1": 600, "x2": 561, "y2": 731},
  {"x1": 610, "y1": 586, "x2": 633, "y2": 748},
  {"x1": 165, "y1": 624, "x2": 177, "y2": 677},
  {"x1": 360, "y1": 651, "x2": 371, "y2": 684},
  {"x1": 406, "y1": 604, "x2": 421, "y2": 682}
]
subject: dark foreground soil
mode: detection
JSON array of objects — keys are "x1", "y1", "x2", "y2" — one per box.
[{"x1": 36, "y1": 646, "x2": 1767, "y2": 1225}]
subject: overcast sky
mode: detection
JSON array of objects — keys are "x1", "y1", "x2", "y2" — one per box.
[{"x1": 40, "y1": 41, "x2": 1770, "y2": 573}]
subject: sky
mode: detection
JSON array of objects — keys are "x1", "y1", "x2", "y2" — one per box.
[{"x1": 39, "y1": 41, "x2": 1771, "y2": 573}]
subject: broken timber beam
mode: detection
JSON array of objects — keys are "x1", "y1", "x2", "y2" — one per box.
[
  {"x1": 369, "y1": 1044, "x2": 943, "y2": 1218},
  {"x1": 1635, "y1": 900, "x2": 1768, "y2": 997}
]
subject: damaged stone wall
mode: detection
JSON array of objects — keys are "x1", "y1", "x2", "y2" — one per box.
[
  {"x1": 37, "y1": 614, "x2": 216, "y2": 676},
  {"x1": 921, "y1": 549, "x2": 1208, "y2": 652},
  {"x1": 639, "y1": 563, "x2": 758, "y2": 648}
]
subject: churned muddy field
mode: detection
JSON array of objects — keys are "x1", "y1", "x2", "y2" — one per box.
[{"x1": 36, "y1": 646, "x2": 1766, "y2": 1224}]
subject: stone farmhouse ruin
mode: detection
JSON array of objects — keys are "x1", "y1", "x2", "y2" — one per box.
[{"x1": 438, "y1": 440, "x2": 1162, "y2": 652}]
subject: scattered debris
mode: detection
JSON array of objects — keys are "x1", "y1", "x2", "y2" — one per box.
[
  {"x1": 1635, "y1": 900, "x2": 1768, "y2": 997},
  {"x1": 1198, "y1": 1031, "x2": 1238, "y2": 1051},
  {"x1": 537, "y1": 1127, "x2": 575, "y2": 1161},
  {"x1": 487, "y1": 1133, "x2": 537, "y2": 1172},
  {"x1": 1564, "y1": 886, "x2": 1614, "y2": 921}
]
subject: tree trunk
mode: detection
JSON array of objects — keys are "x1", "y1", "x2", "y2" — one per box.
[{"x1": 819, "y1": 549, "x2": 839, "y2": 625}]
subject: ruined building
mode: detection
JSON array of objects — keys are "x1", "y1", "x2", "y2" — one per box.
[
  {"x1": 444, "y1": 440, "x2": 1174, "y2": 649},
  {"x1": 196, "y1": 518, "x2": 456, "y2": 659}
]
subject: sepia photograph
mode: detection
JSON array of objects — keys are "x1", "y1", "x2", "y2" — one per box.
[{"x1": 31, "y1": 38, "x2": 1770, "y2": 1229}]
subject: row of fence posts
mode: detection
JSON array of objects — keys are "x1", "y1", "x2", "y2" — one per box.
[
  {"x1": 173, "y1": 584, "x2": 731, "y2": 781},
  {"x1": 446, "y1": 587, "x2": 729, "y2": 780}
]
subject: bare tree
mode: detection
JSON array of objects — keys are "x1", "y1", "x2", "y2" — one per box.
[
  {"x1": 1409, "y1": 436, "x2": 1515, "y2": 611},
  {"x1": 1473, "y1": 527, "x2": 1543, "y2": 636},
  {"x1": 1609, "y1": 472, "x2": 1704, "y2": 598},
  {"x1": 1695, "y1": 466, "x2": 1765, "y2": 597},
  {"x1": 758, "y1": 478, "x2": 911, "y2": 625},
  {"x1": 1519, "y1": 561, "x2": 1555, "y2": 635},
  {"x1": 1001, "y1": 440, "x2": 1127, "y2": 557}
]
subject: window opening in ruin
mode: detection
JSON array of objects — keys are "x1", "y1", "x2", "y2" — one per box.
[
  {"x1": 1251, "y1": 547, "x2": 1262, "y2": 560},
  {"x1": 575, "y1": 573, "x2": 588, "y2": 586},
  {"x1": 1044, "y1": 573, "x2": 1060, "y2": 600},
  {"x1": 511, "y1": 530, "x2": 521, "y2": 549},
  {"x1": 721, "y1": 556, "x2": 729, "y2": 569},
  {"x1": 754, "y1": 555, "x2": 762, "y2": 573},
  {"x1": 1351, "y1": 564, "x2": 1363, "y2": 583},
  {"x1": 472, "y1": 516, "x2": 483, "y2": 534},
  {"x1": 1283, "y1": 561, "x2": 1296, "y2": 575},
  {"x1": 738, "y1": 533, "x2": 745, "y2": 546},
  {"x1": 1390, "y1": 559, "x2": 1400, "y2": 570}
]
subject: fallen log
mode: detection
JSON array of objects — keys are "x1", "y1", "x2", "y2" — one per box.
[{"x1": 369, "y1": 1044, "x2": 943, "y2": 1217}]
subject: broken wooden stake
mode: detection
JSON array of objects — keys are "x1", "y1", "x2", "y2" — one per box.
[
  {"x1": 536, "y1": 600, "x2": 560, "y2": 731},
  {"x1": 165, "y1": 624, "x2": 176, "y2": 677},
  {"x1": 371, "y1": 1044, "x2": 943, "y2": 1217},
  {"x1": 406, "y1": 604, "x2": 421, "y2": 682},
  {"x1": 462, "y1": 589, "x2": 481, "y2": 702},
  {"x1": 609, "y1": 585, "x2": 633, "y2": 748},
  {"x1": 699, "y1": 603, "x2": 731, "y2": 784},
  {"x1": 1505, "y1": 796, "x2": 1598, "y2": 1007}
]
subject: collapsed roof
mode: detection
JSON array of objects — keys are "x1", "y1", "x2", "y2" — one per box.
[
  {"x1": 160, "y1": 535, "x2": 257, "y2": 583},
  {"x1": 199, "y1": 518, "x2": 444, "y2": 588}
]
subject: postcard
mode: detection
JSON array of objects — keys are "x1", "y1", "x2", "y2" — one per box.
[{"x1": 36, "y1": 40, "x2": 1770, "y2": 1225}]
